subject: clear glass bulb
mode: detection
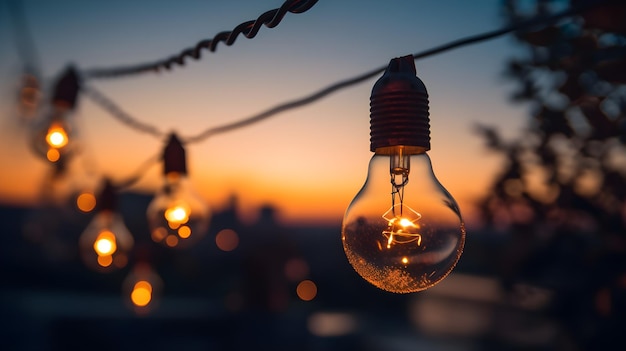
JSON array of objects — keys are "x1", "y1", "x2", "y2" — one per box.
[
  {"x1": 147, "y1": 172, "x2": 210, "y2": 248},
  {"x1": 17, "y1": 72, "x2": 41, "y2": 122},
  {"x1": 123, "y1": 263, "x2": 163, "y2": 315},
  {"x1": 79, "y1": 210, "x2": 134, "y2": 272},
  {"x1": 342, "y1": 146, "x2": 465, "y2": 293},
  {"x1": 31, "y1": 102, "x2": 74, "y2": 163}
]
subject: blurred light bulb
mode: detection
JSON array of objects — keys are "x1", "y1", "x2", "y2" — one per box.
[
  {"x1": 342, "y1": 56, "x2": 465, "y2": 293},
  {"x1": 123, "y1": 263, "x2": 162, "y2": 315},
  {"x1": 147, "y1": 134, "x2": 209, "y2": 248},
  {"x1": 79, "y1": 180, "x2": 133, "y2": 272},
  {"x1": 17, "y1": 71, "x2": 41, "y2": 121},
  {"x1": 32, "y1": 104, "x2": 74, "y2": 163},
  {"x1": 31, "y1": 67, "x2": 80, "y2": 163}
]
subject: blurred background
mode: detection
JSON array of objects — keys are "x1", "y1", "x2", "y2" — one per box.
[{"x1": 0, "y1": 0, "x2": 624, "y2": 350}]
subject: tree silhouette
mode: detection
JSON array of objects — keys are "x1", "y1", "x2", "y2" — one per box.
[{"x1": 476, "y1": 0, "x2": 626, "y2": 349}]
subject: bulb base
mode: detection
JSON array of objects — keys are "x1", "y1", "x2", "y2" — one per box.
[
  {"x1": 163, "y1": 133, "x2": 187, "y2": 175},
  {"x1": 52, "y1": 66, "x2": 80, "y2": 109},
  {"x1": 370, "y1": 55, "x2": 430, "y2": 152}
]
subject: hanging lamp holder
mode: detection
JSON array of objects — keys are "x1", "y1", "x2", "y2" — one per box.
[{"x1": 369, "y1": 55, "x2": 431, "y2": 152}]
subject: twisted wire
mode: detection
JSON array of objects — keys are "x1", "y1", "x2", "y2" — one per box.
[
  {"x1": 184, "y1": 1, "x2": 591, "y2": 144},
  {"x1": 84, "y1": 0, "x2": 598, "y2": 145},
  {"x1": 82, "y1": 0, "x2": 319, "y2": 79}
]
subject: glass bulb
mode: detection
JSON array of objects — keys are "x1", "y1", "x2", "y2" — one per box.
[
  {"x1": 147, "y1": 172, "x2": 209, "y2": 248},
  {"x1": 123, "y1": 263, "x2": 162, "y2": 315},
  {"x1": 342, "y1": 146, "x2": 465, "y2": 293},
  {"x1": 79, "y1": 210, "x2": 133, "y2": 272},
  {"x1": 31, "y1": 103, "x2": 74, "y2": 163},
  {"x1": 17, "y1": 72, "x2": 41, "y2": 121}
]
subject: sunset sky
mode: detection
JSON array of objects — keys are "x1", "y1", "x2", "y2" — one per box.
[{"x1": 0, "y1": 0, "x2": 530, "y2": 227}]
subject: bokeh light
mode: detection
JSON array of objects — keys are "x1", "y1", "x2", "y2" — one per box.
[
  {"x1": 215, "y1": 229, "x2": 239, "y2": 252},
  {"x1": 76, "y1": 192, "x2": 97, "y2": 212},
  {"x1": 296, "y1": 280, "x2": 317, "y2": 301}
]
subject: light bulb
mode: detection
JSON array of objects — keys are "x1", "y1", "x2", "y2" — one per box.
[
  {"x1": 123, "y1": 262, "x2": 163, "y2": 315},
  {"x1": 147, "y1": 134, "x2": 210, "y2": 248},
  {"x1": 79, "y1": 180, "x2": 133, "y2": 272},
  {"x1": 341, "y1": 56, "x2": 465, "y2": 293},
  {"x1": 31, "y1": 67, "x2": 80, "y2": 163},
  {"x1": 17, "y1": 71, "x2": 41, "y2": 121},
  {"x1": 32, "y1": 103, "x2": 74, "y2": 163}
]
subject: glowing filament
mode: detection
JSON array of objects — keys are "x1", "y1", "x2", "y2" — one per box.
[
  {"x1": 164, "y1": 204, "x2": 189, "y2": 225},
  {"x1": 46, "y1": 125, "x2": 68, "y2": 148},
  {"x1": 131, "y1": 280, "x2": 153, "y2": 307},
  {"x1": 382, "y1": 205, "x2": 422, "y2": 248},
  {"x1": 93, "y1": 230, "x2": 117, "y2": 256}
]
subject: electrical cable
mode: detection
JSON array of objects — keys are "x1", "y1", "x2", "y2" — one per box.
[
  {"x1": 81, "y1": 0, "x2": 319, "y2": 79},
  {"x1": 85, "y1": 0, "x2": 591, "y2": 144},
  {"x1": 83, "y1": 85, "x2": 166, "y2": 139}
]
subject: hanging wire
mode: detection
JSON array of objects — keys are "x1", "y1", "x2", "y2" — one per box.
[
  {"x1": 82, "y1": 85, "x2": 166, "y2": 139},
  {"x1": 184, "y1": 1, "x2": 592, "y2": 144},
  {"x1": 86, "y1": 0, "x2": 601, "y2": 145},
  {"x1": 81, "y1": 0, "x2": 319, "y2": 79},
  {"x1": 114, "y1": 152, "x2": 162, "y2": 190}
]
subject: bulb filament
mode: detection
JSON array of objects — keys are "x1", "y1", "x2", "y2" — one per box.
[{"x1": 382, "y1": 147, "x2": 422, "y2": 248}]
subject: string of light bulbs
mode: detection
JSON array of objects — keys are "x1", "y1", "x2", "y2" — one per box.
[{"x1": 6, "y1": 0, "x2": 614, "y2": 304}]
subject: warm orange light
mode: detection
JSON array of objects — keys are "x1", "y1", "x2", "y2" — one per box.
[
  {"x1": 215, "y1": 229, "x2": 239, "y2": 252},
  {"x1": 93, "y1": 230, "x2": 117, "y2": 256},
  {"x1": 402, "y1": 257, "x2": 409, "y2": 264},
  {"x1": 151, "y1": 227, "x2": 167, "y2": 242},
  {"x1": 399, "y1": 218, "x2": 414, "y2": 227},
  {"x1": 177, "y1": 225, "x2": 191, "y2": 239},
  {"x1": 165, "y1": 235, "x2": 178, "y2": 247},
  {"x1": 46, "y1": 148, "x2": 60, "y2": 162},
  {"x1": 97, "y1": 254, "x2": 113, "y2": 267},
  {"x1": 46, "y1": 125, "x2": 68, "y2": 148},
  {"x1": 296, "y1": 280, "x2": 318, "y2": 301},
  {"x1": 77, "y1": 192, "x2": 97, "y2": 212},
  {"x1": 131, "y1": 281, "x2": 153, "y2": 307},
  {"x1": 164, "y1": 204, "x2": 189, "y2": 225}
]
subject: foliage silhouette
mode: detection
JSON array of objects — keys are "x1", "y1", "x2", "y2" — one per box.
[{"x1": 476, "y1": 0, "x2": 626, "y2": 349}]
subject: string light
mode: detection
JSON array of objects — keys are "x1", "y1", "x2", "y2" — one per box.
[
  {"x1": 79, "y1": 179, "x2": 134, "y2": 271},
  {"x1": 341, "y1": 56, "x2": 465, "y2": 293},
  {"x1": 5, "y1": 0, "x2": 610, "y2": 304},
  {"x1": 123, "y1": 262, "x2": 162, "y2": 315},
  {"x1": 30, "y1": 67, "x2": 80, "y2": 164},
  {"x1": 147, "y1": 133, "x2": 210, "y2": 248}
]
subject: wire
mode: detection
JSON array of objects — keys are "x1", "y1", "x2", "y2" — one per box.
[
  {"x1": 81, "y1": 0, "x2": 319, "y2": 79},
  {"x1": 115, "y1": 152, "x2": 161, "y2": 190},
  {"x1": 184, "y1": 2, "x2": 588, "y2": 144},
  {"x1": 83, "y1": 85, "x2": 166, "y2": 139},
  {"x1": 86, "y1": 0, "x2": 596, "y2": 144}
]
